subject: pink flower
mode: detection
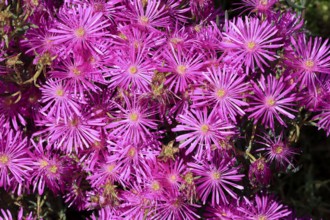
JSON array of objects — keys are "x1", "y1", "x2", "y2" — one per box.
[
  {"x1": 152, "y1": 193, "x2": 201, "y2": 220},
  {"x1": 237, "y1": 194, "x2": 292, "y2": 220},
  {"x1": 39, "y1": 79, "x2": 81, "y2": 122},
  {"x1": 247, "y1": 75, "x2": 297, "y2": 129},
  {"x1": 30, "y1": 139, "x2": 67, "y2": 194},
  {"x1": 106, "y1": 95, "x2": 158, "y2": 144},
  {"x1": 0, "y1": 131, "x2": 32, "y2": 190},
  {"x1": 124, "y1": 0, "x2": 170, "y2": 31},
  {"x1": 257, "y1": 132, "x2": 298, "y2": 168},
  {"x1": 221, "y1": 17, "x2": 282, "y2": 73},
  {"x1": 285, "y1": 34, "x2": 330, "y2": 91},
  {"x1": 106, "y1": 47, "x2": 154, "y2": 93},
  {"x1": 188, "y1": 152, "x2": 244, "y2": 206},
  {"x1": 192, "y1": 66, "x2": 249, "y2": 122},
  {"x1": 35, "y1": 112, "x2": 105, "y2": 153},
  {"x1": 160, "y1": 45, "x2": 204, "y2": 93},
  {"x1": 172, "y1": 108, "x2": 235, "y2": 159},
  {"x1": 50, "y1": 5, "x2": 110, "y2": 55}
]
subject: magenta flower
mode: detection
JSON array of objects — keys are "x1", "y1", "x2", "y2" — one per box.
[
  {"x1": 50, "y1": 5, "x2": 110, "y2": 55},
  {"x1": 314, "y1": 102, "x2": 330, "y2": 136},
  {"x1": 188, "y1": 153, "x2": 244, "y2": 206},
  {"x1": 106, "y1": 95, "x2": 158, "y2": 144},
  {"x1": 106, "y1": 47, "x2": 154, "y2": 93},
  {"x1": 152, "y1": 193, "x2": 201, "y2": 220},
  {"x1": 247, "y1": 75, "x2": 297, "y2": 129},
  {"x1": 153, "y1": 159, "x2": 186, "y2": 193},
  {"x1": 124, "y1": 0, "x2": 170, "y2": 31},
  {"x1": 192, "y1": 66, "x2": 249, "y2": 122},
  {"x1": 106, "y1": 142, "x2": 157, "y2": 184},
  {"x1": 87, "y1": 158, "x2": 123, "y2": 189},
  {"x1": 50, "y1": 55, "x2": 104, "y2": 98},
  {"x1": 236, "y1": 0, "x2": 277, "y2": 15},
  {"x1": 30, "y1": 139, "x2": 66, "y2": 194},
  {"x1": 257, "y1": 132, "x2": 297, "y2": 168},
  {"x1": 40, "y1": 79, "x2": 81, "y2": 121},
  {"x1": 120, "y1": 183, "x2": 150, "y2": 218},
  {"x1": 248, "y1": 158, "x2": 272, "y2": 186},
  {"x1": 172, "y1": 108, "x2": 235, "y2": 159},
  {"x1": 0, "y1": 131, "x2": 32, "y2": 190},
  {"x1": 285, "y1": 34, "x2": 330, "y2": 91},
  {"x1": 160, "y1": 45, "x2": 204, "y2": 93},
  {"x1": 0, "y1": 94, "x2": 27, "y2": 130},
  {"x1": 237, "y1": 194, "x2": 292, "y2": 220},
  {"x1": 35, "y1": 112, "x2": 105, "y2": 153},
  {"x1": 221, "y1": 17, "x2": 282, "y2": 73}
]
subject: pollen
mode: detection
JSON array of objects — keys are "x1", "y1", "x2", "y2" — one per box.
[
  {"x1": 49, "y1": 165, "x2": 58, "y2": 174},
  {"x1": 176, "y1": 65, "x2": 187, "y2": 75},
  {"x1": 128, "y1": 65, "x2": 138, "y2": 74},
  {"x1": 305, "y1": 59, "x2": 315, "y2": 69},
  {"x1": 0, "y1": 155, "x2": 9, "y2": 165},
  {"x1": 107, "y1": 164, "x2": 115, "y2": 173},
  {"x1": 39, "y1": 159, "x2": 48, "y2": 168},
  {"x1": 72, "y1": 67, "x2": 81, "y2": 76},
  {"x1": 247, "y1": 41, "x2": 256, "y2": 50},
  {"x1": 265, "y1": 97, "x2": 276, "y2": 107},
  {"x1": 128, "y1": 147, "x2": 136, "y2": 157},
  {"x1": 129, "y1": 112, "x2": 139, "y2": 122},
  {"x1": 257, "y1": 161, "x2": 265, "y2": 171},
  {"x1": 151, "y1": 181, "x2": 160, "y2": 191},
  {"x1": 200, "y1": 124, "x2": 210, "y2": 134},
  {"x1": 56, "y1": 89, "x2": 64, "y2": 97},
  {"x1": 169, "y1": 174, "x2": 177, "y2": 183},
  {"x1": 70, "y1": 117, "x2": 80, "y2": 127},
  {"x1": 139, "y1": 16, "x2": 149, "y2": 25},
  {"x1": 211, "y1": 171, "x2": 221, "y2": 180},
  {"x1": 216, "y1": 89, "x2": 226, "y2": 98},
  {"x1": 74, "y1": 27, "x2": 85, "y2": 38},
  {"x1": 275, "y1": 145, "x2": 283, "y2": 154},
  {"x1": 260, "y1": 0, "x2": 268, "y2": 5},
  {"x1": 258, "y1": 215, "x2": 268, "y2": 220}
]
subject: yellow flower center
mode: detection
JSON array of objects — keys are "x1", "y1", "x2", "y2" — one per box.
[
  {"x1": 176, "y1": 65, "x2": 187, "y2": 75},
  {"x1": 266, "y1": 97, "x2": 275, "y2": 107},
  {"x1": 72, "y1": 67, "x2": 81, "y2": 76},
  {"x1": 211, "y1": 171, "x2": 221, "y2": 180},
  {"x1": 258, "y1": 215, "x2": 268, "y2": 220},
  {"x1": 170, "y1": 38, "x2": 183, "y2": 45},
  {"x1": 260, "y1": 0, "x2": 268, "y2": 6},
  {"x1": 305, "y1": 59, "x2": 315, "y2": 69},
  {"x1": 275, "y1": 146, "x2": 283, "y2": 154},
  {"x1": 0, "y1": 155, "x2": 9, "y2": 165},
  {"x1": 216, "y1": 89, "x2": 226, "y2": 98},
  {"x1": 70, "y1": 117, "x2": 80, "y2": 127},
  {"x1": 129, "y1": 113, "x2": 139, "y2": 122},
  {"x1": 74, "y1": 27, "x2": 85, "y2": 38},
  {"x1": 200, "y1": 124, "x2": 209, "y2": 134},
  {"x1": 151, "y1": 181, "x2": 160, "y2": 191},
  {"x1": 107, "y1": 164, "x2": 115, "y2": 173},
  {"x1": 128, "y1": 147, "x2": 136, "y2": 157},
  {"x1": 39, "y1": 159, "x2": 48, "y2": 168},
  {"x1": 257, "y1": 161, "x2": 265, "y2": 170},
  {"x1": 140, "y1": 16, "x2": 149, "y2": 25},
  {"x1": 169, "y1": 174, "x2": 177, "y2": 183},
  {"x1": 56, "y1": 89, "x2": 64, "y2": 97},
  {"x1": 247, "y1": 41, "x2": 256, "y2": 50},
  {"x1": 128, "y1": 65, "x2": 138, "y2": 74},
  {"x1": 118, "y1": 33, "x2": 127, "y2": 40},
  {"x1": 49, "y1": 165, "x2": 58, "y2": 174}
]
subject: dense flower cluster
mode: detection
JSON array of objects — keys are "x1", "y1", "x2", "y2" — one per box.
[{"x1": 0, "y1": 0, "x2": 329, "y2": 219}]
